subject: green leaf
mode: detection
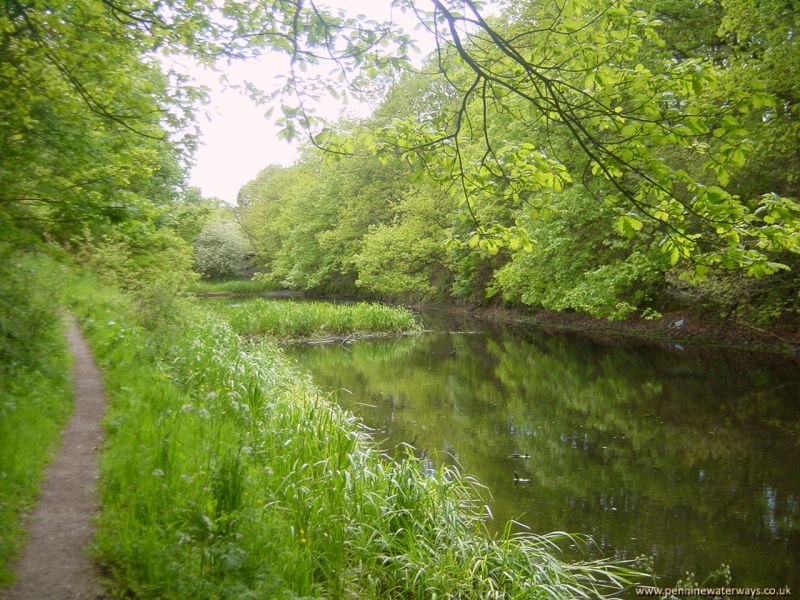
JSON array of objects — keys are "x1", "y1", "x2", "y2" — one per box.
[
  {"x1": 669, "y1": 247, "x2": 680, "y2": 266},
  {"x1": 615, "y1": 215, "x2": 644, "y2": 238}
]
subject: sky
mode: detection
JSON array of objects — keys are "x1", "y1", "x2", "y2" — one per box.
[
  {"x1": 184, "y1": 0, "x2": 435, "y2": 204},
  {"x1": 184, "y1": 56, "x2": 299, "y2": 204}
]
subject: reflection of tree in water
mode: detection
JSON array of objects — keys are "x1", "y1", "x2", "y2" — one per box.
[
  {"x1": 287, "y1": 329, "x2": 800, "y2": 590},
  {"x1": 483, "y1": 332, "x2": 800, "y2": 582}
]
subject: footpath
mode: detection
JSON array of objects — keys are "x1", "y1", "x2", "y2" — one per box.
[{"x1": 3, "y1": 317, "x2": 105, "y2": 600}]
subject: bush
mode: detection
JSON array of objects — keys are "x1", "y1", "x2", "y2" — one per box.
[
  {"x1": 78, "y1": 224, "x2": 196, "y2": 329},
  {"x1": 193, "y1": 220, "x2": 249, "y2": 280}
]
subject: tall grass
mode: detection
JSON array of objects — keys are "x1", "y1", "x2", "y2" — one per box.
[
  {"x1": 64, "y1": 271, "x2": 641, "y2": 598},
  {"x1": 190, "y1": 278, "x2": 278, "y2": 295},
  {"x1": 0, "y1": 252, "x2": 73, "y2": 585},
  {"x1": 210, "y1": 298, "x2": 422, "y2": 339}
]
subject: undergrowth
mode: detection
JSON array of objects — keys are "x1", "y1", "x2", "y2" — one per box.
[
  {"x1": 0, "y1": 250, "x2": 73, "y2": 585},
  {"x1": 64, "y1": 270, "x2": 640, "y2": 598}
]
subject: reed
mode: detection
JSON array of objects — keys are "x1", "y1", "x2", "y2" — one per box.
[
  {"x1": 190, "y1": 278, "x2": 278, "y2": 295},
  {"x1": 210, "y1": 297, "x2": 422, "y2": 340}
]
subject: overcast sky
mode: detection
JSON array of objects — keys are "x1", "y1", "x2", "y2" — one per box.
[{"x1": 184, "y1": 0, "x2": 435, "y2": 204}]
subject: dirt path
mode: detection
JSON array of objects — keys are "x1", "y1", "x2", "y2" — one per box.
[{"x1": 3, "y1": 317, "x2": 105, "y2": 600}]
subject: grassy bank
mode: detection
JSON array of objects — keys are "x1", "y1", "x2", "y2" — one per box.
[
  {"x1": 62, "y1": 271, "x2": 639, "y2": 598},
  {"x1": 0, "y1": 252, "x2": 73, "y2": 585},
  {"x1": 209, "y1": 297, "x2": 422, "y2": 340}
]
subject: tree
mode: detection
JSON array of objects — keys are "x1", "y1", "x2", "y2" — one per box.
[
  {"x1": 3, "y1": 0, "x2": 797, "y2": 319},
  {"x1": 228, "y1": 0, "x2": 796, "y2": 280},
  {"x1": 354, "y1": 185, "x2": 455, "y2": 300},
  {"x1": 0, "y1": 0, "x2": 199, "y2": 243}
]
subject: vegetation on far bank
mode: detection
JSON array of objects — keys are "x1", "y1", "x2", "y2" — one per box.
[{"x1": 233, "y1": 0, "x2": 799, "y2": 329}]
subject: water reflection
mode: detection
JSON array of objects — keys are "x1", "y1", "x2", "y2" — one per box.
[{"x1": 285, "y1": 323, "x2": 800, "y2": 591}]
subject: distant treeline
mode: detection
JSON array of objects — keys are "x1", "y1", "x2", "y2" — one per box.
[{"x1": 236, "y1": 0, "x2": 799, "y2": 326}]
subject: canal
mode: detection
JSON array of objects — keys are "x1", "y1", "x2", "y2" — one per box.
[{"x1": 285, "y1": 313, "x2": 800, "y2": 592}]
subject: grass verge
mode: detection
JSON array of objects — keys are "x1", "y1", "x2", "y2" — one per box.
[
  {"x1": 0, "y1": 251, "x2": 73, "y2": 586},
  {"x1": 209, "y1": 297, "x2": 422, "y2": 340},
  {"x1": 64, "y1": 270, "x2": 640, "y2": 598}
]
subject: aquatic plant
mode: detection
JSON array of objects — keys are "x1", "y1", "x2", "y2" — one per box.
[
  {"x1": 190, "y1": 278, "x2": 278, "y2": 295},
  {"x1": 210, "y1": 297, "x2": 422, "y2": 340}
]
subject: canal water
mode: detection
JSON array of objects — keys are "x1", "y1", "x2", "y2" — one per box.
[{"x1": 285, "y1": 313, "x2": 800, "y2": 592}]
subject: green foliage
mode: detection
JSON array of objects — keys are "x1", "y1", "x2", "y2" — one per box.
[
  {"x1": 239, "y1": 161, "x2": 336, "y2": 290},
  {"x1": 208, "y1": 298, "x2": 421, "y2": 340},
  {"x1": 369, "y1": 0, "x2": 800, "y2": 277},
  {"x1": 0, "y1": 0, "x2": 193, "y2": 244},
  {"x1": 0, "y1": 251, "x2": 72, "y2": 584},
  {"x1": 671, "y1": 263, "x2": 800, "y2": 327},
  {"x1": 193, "y1": 220, "x2": 250, "y2": 280},
  {"x1": 0, "y1": 245, "x2": 62, "y2": 366},
  {"x1": 78, "y1": 223, "x2": 196, "y2": 328},
  {"x1": 490, "y1": 188, "x2": 667, "y2": 319},
  {"x1": 354, "y1": 187, "x2": 455, "y2": 301},
  {"x1": 62, "y1": 273, "x2": 639, "y2": 599},
  {"x1": 717, "y1": 0, "x2": 800, "y2": 199},
  {"x1": 238, "y1": 155, "x2": 413, "y2": 294},
  {"x1": 234, "y1": 0, "x2": 799, "y2": 324},
  {"x1": 163, "y1": 187, "x2": 225, "y2": 245}
]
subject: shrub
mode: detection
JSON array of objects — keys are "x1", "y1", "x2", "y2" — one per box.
[
  {"x1": 193, "y1": 220, "x2": 249, "y2": 280},
  {"x1": 78, "y1": 224, "x2": 196, "y2": 329}
]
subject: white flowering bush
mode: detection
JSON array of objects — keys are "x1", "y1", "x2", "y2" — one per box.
[{"x1": 193, "y1": 220, "x2": 249, "y2": 279}]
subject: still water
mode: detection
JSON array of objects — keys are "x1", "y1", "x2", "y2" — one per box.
[{"x1": 285, "y1": 314, "x2": 800, "y2": 591}]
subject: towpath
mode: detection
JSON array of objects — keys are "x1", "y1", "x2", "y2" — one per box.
[{"x1": 3, "y1": 317, "x2": 105, "y2": 599}]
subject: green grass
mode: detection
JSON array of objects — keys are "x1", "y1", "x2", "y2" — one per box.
[
  {"x1": 0, "y1": 252, "x2": 73, "y2": 585},
  {"x1": 62, "y1": 270, "x2": 641, "y2": 599},
  {"x1": 209, "y1": 298, "x2": 422, "y2": 340},
  {"x1": 190, "y1": 278, "x2": 278, "y2": 295}
]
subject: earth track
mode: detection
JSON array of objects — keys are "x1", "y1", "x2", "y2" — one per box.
[{"x1": 3, "y1": 316, "x2": 105, "y2": 600}]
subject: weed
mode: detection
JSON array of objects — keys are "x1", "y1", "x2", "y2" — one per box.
[
  {"x1": 190, "y1": 279, "x2": 279, "y2": 295},
  {"x1": 209, "y1": 297, "x2": 421, "y2": 340}
]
